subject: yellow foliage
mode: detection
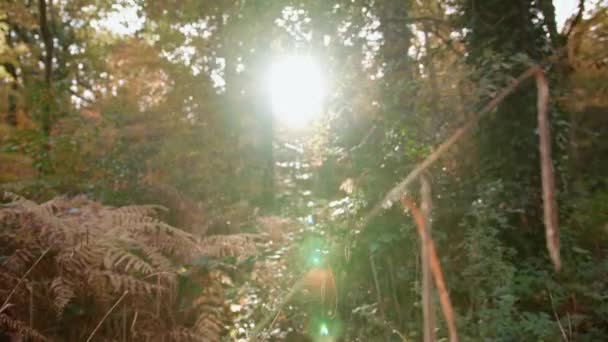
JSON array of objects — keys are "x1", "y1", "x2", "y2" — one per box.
[
  {"x1": 561, "y1": 9, "x2": 608, "y2": 112},
  {"x1": 0, "y1": 153, "x2": 37, "y2": 182}
]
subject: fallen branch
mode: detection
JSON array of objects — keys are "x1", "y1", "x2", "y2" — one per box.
[
  {"x1": 359, "y1": 64, "x2": 561, "y2": 272},
  {"x1": 401, "y1": 197, "x2": 458, "y2": 342},
  {"x1": 535, "y1": 68, "x2": 560, "y2": 271},
  {"x1": 361, "y1": 65, "x2": 539, "y2": 227}
]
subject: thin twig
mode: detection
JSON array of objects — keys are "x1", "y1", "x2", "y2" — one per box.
[
  {"x1": 29, "y1": 283, "x2": 34, "y2": 329},
  {"x1": 567, "y1": 312, "x2": 573, "y2": 339},
  {"x1": 392, "y1": 328, "x2": 409, "y2": 342},
  {"x1": 358, "y1": 312, "x2": 409, "y2": 341},
  {"x1": 351, "y1": 125, "x2": 377, "y2": 151},
  {"x1": 122, "y1": 303, "x2": 127, "y2": 342},
  {"x1": 86, "y1": 291, "x2": 129, "y2": 342},
  {"x1": 401, "y1": 197, "x2": 458, "y2": 342},
  {"x1": 156, "y1": 274, "x2": 161, "y2": 317},
  {"x1": 548, "y1": 291, "x2": 569, "y2": 341},
  {"x1": 267, "y1": 308, "x2": 282, "y2": 333},
  {"x1": 1, "y1": 247, "x2": 51, "y2": 309},
  {"x1": 326, "y1": 265, "x2": 338, "y2": 318},
  {"x1": 388, "y1": 258, "x2": 404, "y2": 330},
  {"x1": 130, "y1": 310, "x2": 138, "y2": 334},
  {"x1": 370, "y1": 253, "x2": 389, "y2": 341},
  {"x1": 251, "y1": 276, "x2": 304, "y2": 340}
]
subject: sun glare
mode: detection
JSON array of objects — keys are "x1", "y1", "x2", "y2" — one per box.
[{"x1": 267, "y1": 55, "x2": 325, "y2": 128}]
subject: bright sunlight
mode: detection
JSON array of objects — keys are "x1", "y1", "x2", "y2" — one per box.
[{"x1": 267, "y1": 55, "x2": 325, "y2": 128}]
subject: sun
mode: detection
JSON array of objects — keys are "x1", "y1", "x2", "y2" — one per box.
[{"x1": 267, "y1": 55, "x2": 325, "y2": 128}]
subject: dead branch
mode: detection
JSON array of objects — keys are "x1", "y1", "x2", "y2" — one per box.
[
  {"x1": 362, "y1": 66, "x2": 539, "y2": 225},
  {"x1": 565, "y1": 0, "x2": 586, "y2": 37},
  {"x1": 401, "y1": 197, "x2": 458, "y2": 342},
  {"x1": 535, "y1": 69, "x2": 560, "y2": 271}
]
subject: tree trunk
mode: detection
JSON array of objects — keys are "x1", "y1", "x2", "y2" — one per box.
[
  {"x1": 420, "y1": 174, "x2": 436, "y2": 342},
  {"x1": 38, "y1": 0, "x2": 54, "y2": 137}
]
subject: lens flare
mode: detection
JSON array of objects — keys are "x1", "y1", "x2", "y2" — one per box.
[{"x1": 319, "y1": 323, "x2": 329, "y2": 336}]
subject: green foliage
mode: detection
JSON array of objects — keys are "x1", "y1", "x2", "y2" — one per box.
[{"x1": 1, "y1": 0, "x2": 607, "y2": 340}]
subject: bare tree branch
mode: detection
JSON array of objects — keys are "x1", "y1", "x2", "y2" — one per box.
[
  {"x1": 565, "y1": 0, "x2": 586, "y2": 37},
  {"x1": 535, "y1": 68, "x2": 560, "y2": 271},
  {"x1": 401, "y1": 197, "x2": 458, "y2": 342},
  {"x1": 361, "y1": 66, "x2": 539, "y2": 226}
]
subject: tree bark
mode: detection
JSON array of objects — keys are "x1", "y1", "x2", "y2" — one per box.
[
  {"x1": 2, "y1": 26, "x2": 19, "y2": 126},
  {"x1": 401, "y1": 197, "x2": 458, "y2": 342},
  {"x1": 424, "y1": 27, "x2": 441, "y2": 138},
  {"x1": 535, "y1": 69, "x2": 560, "y2": 271},
  {"x1": 38, "y1": 0, "x2": 54, "y2": 136}
]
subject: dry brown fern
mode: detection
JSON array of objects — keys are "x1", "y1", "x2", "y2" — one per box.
[
  {"x1": 166, "y1": 327, "x2": 208, "y2": 342},
  {"x1": 0, "y1": 314, "x2": 47, "y2": 341},
  {"x1": 0, "y1": 193, "x2": 255, "y2": 341},
  {"x1": 200, "y1": 234, "x2": 260, "y2": 260},
  {"x1": 103, "y1": 244, "x2": 157, "y2": 275},
  {"x1": 50, "y1": 277, "x2": 75, "y2": 316},
  {"x1": 189, "y1": 271, "x2": 228, "y2": 342},
  {"x1": 88, "y1": 270, "x2": 160, "y2": 297}
]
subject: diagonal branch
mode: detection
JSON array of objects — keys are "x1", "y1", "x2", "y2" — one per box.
[
  {"x1": 565, "y1": 0, "x2": 586, "y2": 37},
  {"x1": 360, "y1": 65, "x2": 560, "y2": 272},
  {"x1": 361, "y1": 66, "x2": 539, "y2": 226}
]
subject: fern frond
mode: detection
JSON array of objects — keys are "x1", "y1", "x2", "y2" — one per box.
[
  {"x1": 2, "y1": 194, "x2": 76, "y2": 246},
  {"x1": 50, "y1": 277, "x2": 75, "y2": 316},
  {"x1": 106, "y1": 204, "x2": 167, "y2": 218},
  {"x1": 2, "y1": 248, "x2": 36, "y2": 273},
  {"x1": 200, "y1": 234, "x2": 259, "y2": 259},
  {"x1": 88, "y1": 271, "x2": 159, "y2": 296},
  {"x1": 2, "y1": 191, "x2": 31, "y2": 206},
  {"x1": 0, "y1": 313, "x2": 48, "y2": 341},
  {"x1": 166, "y1": 327, "x2": 207, "y2": 342},
  {"x1": 0, "y1": 194, "x2": 234, "y2": 341},
  {"x1": 186, "y1": 273, "x2": 226, "y2": 342},
  {"x1": 193, "y1": 313, "x2": 223, "y2": 341},
  {"x1": 97, "y1": 205, "x2": 167, "y2": 231},
  {"x1": 103, "y1": 244, "x2": 155, "y2": 275},
  {"x1": 56, "y1": 242, "x2": 106, "y2": 274}
]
